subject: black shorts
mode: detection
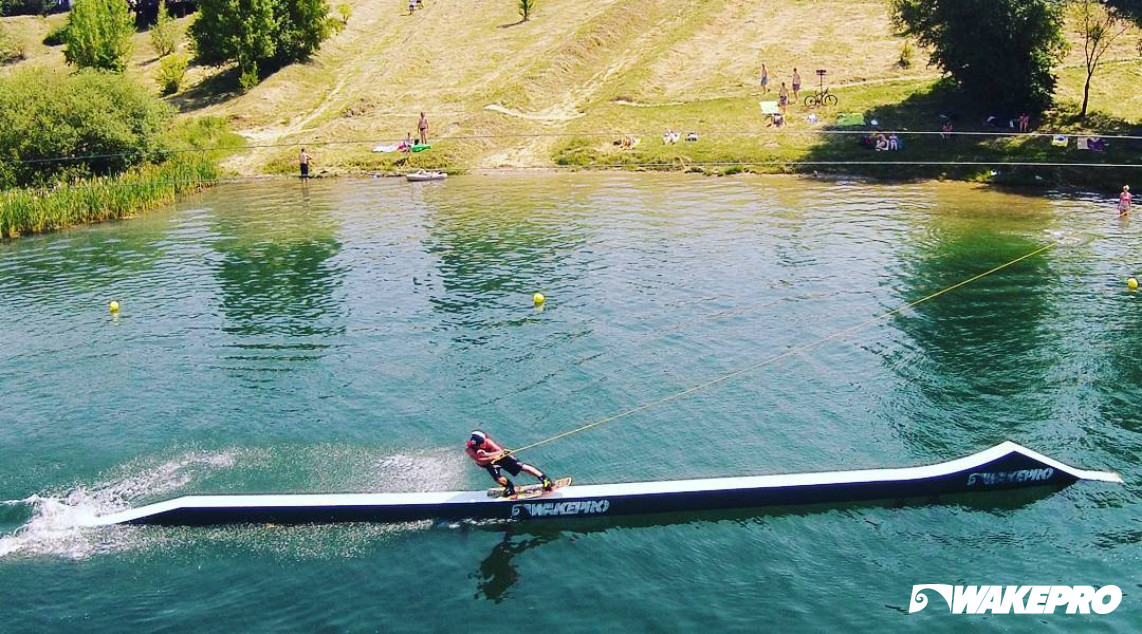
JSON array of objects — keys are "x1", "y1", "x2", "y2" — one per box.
[
  {"x1": 300, "y1": 164, "x2": 309, "y2": 177},
  {"x1": 484, "y1": 455, "x2": 523, "y2": 478}
]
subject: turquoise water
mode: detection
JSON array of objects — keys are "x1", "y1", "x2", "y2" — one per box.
[{"x1": 0, "y1": 174, "x2": 1137, "y2": 632}]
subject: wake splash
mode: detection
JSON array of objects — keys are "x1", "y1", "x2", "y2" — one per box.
[
  {"x1": 0, "y1": 450, "x2": 238, "y2": 560},
  {"x1": 0, "y1": 447, "x2": 466, "y2": 560}
]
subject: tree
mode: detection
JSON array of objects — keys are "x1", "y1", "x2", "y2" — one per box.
[
  {"x1": 190, "y1": 0, "x2": 331, "y2": 90},
  {"x1": 190, "y1": 0, "x2": 277, "y2": 82},
  {"x1": 1074, "y1": 0, "x2": 1133, "y2": 119},
  {"x1": 64, "y1": 0, "x2": 136, "y2": 72},
  {"x1": 150, "y1": 0, "x2": 178, "y2": 58},
  {"x1": 519, "y1": 0, "x2": 535, "y2": 22},
  {"x1": 891, "y1": 0, "x2": 1067, "y2": 112}
]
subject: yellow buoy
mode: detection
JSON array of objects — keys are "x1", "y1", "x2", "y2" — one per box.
[
  {"x1": 109, "y1": 300, "x2": 120, "y2": 313},
  {"x1": 1129, "y1": 277, "x2": 1139, "y2": 290},
  {"x1": 533, "y1": 292, "x2": 546, "y2": 306}
]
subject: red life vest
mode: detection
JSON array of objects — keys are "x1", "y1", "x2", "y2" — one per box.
[{"x1": 465, "y1": 437, "x2": 505, "y2": 466}]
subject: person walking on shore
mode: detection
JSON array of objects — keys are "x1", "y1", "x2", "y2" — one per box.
[
  {"x1": 418, "y1": 112, "x2": 428, "y2": 145},
  {"x1": 760, "y1": 63, "x2": 769, "y2": 93},
  {"x1": 299, "y1": 148, "x2": 310, "y2": 179},
  {"x1": 792, "y1": 68, "x2": 802, "y2": 100},
  {"x1": 1119, "y1": 185, "x2": 1132, "y2": 216}
]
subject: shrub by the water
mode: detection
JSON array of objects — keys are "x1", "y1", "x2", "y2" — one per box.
[
  {"x1": 0, "y1": 117, "x2": 239, "y2": 238},
  {"x1": 0, "y1": 68, "x2": 173, "y2": 189},
  {"x1": 64, "y1": 0, "x2": 136, "y2": 72},
  {"x1": 150, "y1": 0, "x2": 178, "y2": 57},
  {"x1": 157, "y1": 52, "x2": 189, "y2": 94}
]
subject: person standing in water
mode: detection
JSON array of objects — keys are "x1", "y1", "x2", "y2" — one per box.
[
  {"x1": 1119, "y1": 185, "x2": 1132, "y2": 216},
  {"x1": 466, "y1": 430, "x2": 553, "y2": 497},
  {"x1": 418, "y1": 112, "x2": 429, "y2": 145},
  {"x1": 298, "y1": 148, "x2": 310, "y2": 179}
]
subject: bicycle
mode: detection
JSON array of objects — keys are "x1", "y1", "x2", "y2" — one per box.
[{"x1": 803, "y1": 87, "x2": 838, "y2": 108}]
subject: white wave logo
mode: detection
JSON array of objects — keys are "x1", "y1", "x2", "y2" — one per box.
[{"x1": 909, "y1": 585, "x2": 1121, "y2": 614}]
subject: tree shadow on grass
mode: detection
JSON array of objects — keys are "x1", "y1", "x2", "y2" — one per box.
[
  {"x1": 169, "y1": 66, "x2": 242, "y2": 114},
  {"x1": 800, "y1": 80, "x2": 1141, "y2": 190}
]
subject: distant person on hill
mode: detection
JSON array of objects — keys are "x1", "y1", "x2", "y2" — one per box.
[
  {"x1": 1119, "y1": 185, "x2": 1132, "y2": 216},
  {"x1": 760, "y1": 63, "x2": 770, "y2": 93},
  {"x1": 418, "y1": 112, "x2": 429, "y2": 145},
  {"x1": 888, "y1": 133, "x2": 899, "y2": 150},
  {"x1": 299, "y1": 148, "x2": 310, "y2": 178},
  {"x1": 1019, "y1": 112, "x2": 1030, "y2": 133},
  {"x1": 941, "y1": 120, "x2": 954, "y2": 140},
  {"x1": 778, "y1": 82, "x2": 789, "y2": 112},
  {"x1": 792, "y1": 68, "x2": 802, "y2": 100},
  {"x1": 399, "y1": 132, "x2": 414, "y2": 155},
  {"x1": 408, "y1": 0, "x2": 415, "y2": 14}
]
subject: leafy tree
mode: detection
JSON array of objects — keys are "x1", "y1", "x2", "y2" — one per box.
[
  {"x1": 0, "y1": 68, "x2": 173, "y2": 189},
  {"x1": 273, "y1": 0, "x2": 329, "y2": 66},
  {"x1": 190, "y1": 0, "x2": 277, "y2": 78},
  {"x1": 64, "y1": 0, "x2": 136, "y2": 72},
  {"x1": 190, "y1": 0, "x2": 331, "y2": 90},
  {"x1": 1074, "y1": 0, "x2": 1132, "y2": 119},
  {"x1": 519, "y1": 0, "x2": 535, "y2": 22},
  {"x1": 891, "y1": 0, "x2": 1066, "y2": 112},
  {"x1": 150, "y1": 0, "x2": 178, "y2": 57}
]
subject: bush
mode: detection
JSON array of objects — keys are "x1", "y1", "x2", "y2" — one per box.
[
  {"x1": 42, "y1": 21, "x2": 68, "y2": 46},
  {"x1": 897, "y1": 40, "x2": 914, "y2": 68},
  {"x1": 239, "y1": 64, "x2": 260, "y2": 93},
  {"x1": 0, "y1": 68, "x2": 173, "y2": 189},
  {"x1": 0, "y1": 23, "x2": 24, "y2": 64},
  {"x1": 157, "y1": 52, "x2": 188, "y2": 94},
  {"x1": 191, "y1": 0, "x2": 331, "y2": 84},
  {"x1": 64, "y1": 0, "x2": 136, "y2": 72},
  {"x1": 150, "y1": 0, "x2": 177, "y2": 57}
]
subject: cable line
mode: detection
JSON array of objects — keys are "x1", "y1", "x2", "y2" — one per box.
[{"x1": 505, "y1": 241, "x2": 1057, "y2": 457}]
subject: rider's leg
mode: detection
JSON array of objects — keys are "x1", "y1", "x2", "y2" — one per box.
[{"x1": 521, "y1": 464, "x2": 554, "y2": 489}]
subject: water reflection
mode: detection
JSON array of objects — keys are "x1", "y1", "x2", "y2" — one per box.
[
  {"x1": 471, "y1": 529, "x2": 560, "y2": 603},
  {"x1": 208, "y1": 184, "x2": 347, "y2": 376},
  {"x1": 421, "y1": 181, "x2": 590, "y2": 339},
  {"x1": 887, "y1": 210, "x2": 1057, "y2": 451},
  {"x1": 468, "y1": 488, "x2": 1059, "y2": 602}
]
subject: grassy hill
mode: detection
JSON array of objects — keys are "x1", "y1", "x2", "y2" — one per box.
[{"x1": 3, "y1": 0, "x2": 1140, "y2": 183}]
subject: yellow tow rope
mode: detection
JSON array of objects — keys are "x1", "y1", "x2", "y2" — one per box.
[{"x1": 506, "y1": 240, "x2": 1058, "y2": 458}]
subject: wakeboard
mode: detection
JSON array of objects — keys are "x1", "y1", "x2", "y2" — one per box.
[{"x1": 487, "y1": 477, "x2": 572, "y2": 500}]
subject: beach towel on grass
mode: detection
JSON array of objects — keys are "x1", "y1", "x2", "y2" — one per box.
[
  {"x1": 836, "y1": 112, "x2": 866, "y2": 126},
  {"x1": 759, "y1": 101, "x2": 781, "y2": 115}
]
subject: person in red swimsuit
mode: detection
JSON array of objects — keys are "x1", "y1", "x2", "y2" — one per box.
[{"x1": 466, "y1": 430, "x2": 553, "y2": 496}]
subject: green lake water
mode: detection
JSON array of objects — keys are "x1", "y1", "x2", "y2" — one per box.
[{"x1": 0, "y1": 173, "x2": 1137, "y2": 632}]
